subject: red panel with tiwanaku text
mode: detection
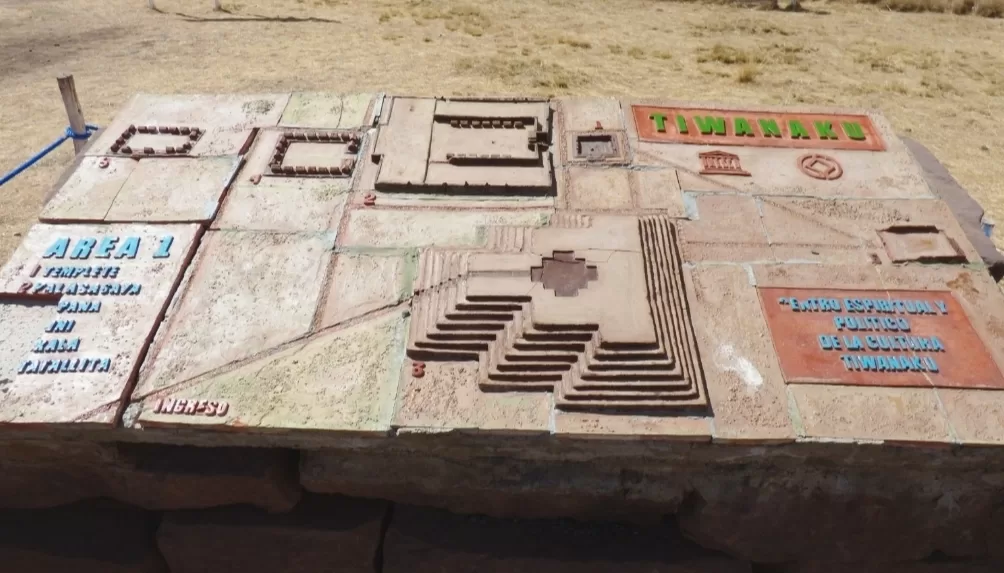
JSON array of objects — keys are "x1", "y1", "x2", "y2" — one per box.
[
  {"x1": 758, "y1": 287, "x2": 1004, "y2": 389},
  {"x1": 632, "y1": 106, "x2": 886, "y2": 152}
]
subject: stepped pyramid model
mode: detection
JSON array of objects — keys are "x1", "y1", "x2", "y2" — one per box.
[{"x1": 407, "y1": 215, "x2": 708, "y2": 413}]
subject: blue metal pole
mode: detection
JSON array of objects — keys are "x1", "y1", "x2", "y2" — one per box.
[{"x1": 0, "y1": 124, "x2": 99, "y2": 188}]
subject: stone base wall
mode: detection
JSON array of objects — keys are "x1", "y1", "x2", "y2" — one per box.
[
  {"x1": 1, "y1": 495, "x2": 1001, "y2": 573},
  {"x1": 2, "y1": 440, "x2": 1004, "y2": 573}
]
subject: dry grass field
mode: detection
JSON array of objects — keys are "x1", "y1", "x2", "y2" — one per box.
[{"x1": 1, "y1": 0, "x2": 1003, "y2": 260}]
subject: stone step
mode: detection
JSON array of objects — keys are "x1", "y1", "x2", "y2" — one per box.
[
  {"x1": 503, "y1": 352, "x2": 578, "y2": 363},
  {"x1": 487, "y1": 371, "x2": 564, "y2": 383},
  {"x1": 455, "y1": 302, "x2": 523, "y2": 312},
  {"x1": 579, "y1": 371, "x2": 682, "y2": 382},
  {"x1": 512, "y1": 341, "x2": 587, "y2": 352},
  {"x1": 495, "y1": 362, "x2": 574, "y2": 373},
  {"x1": 586, "y1": 361, "x2": 676, "y2": 371},
  {"x1": 444, "y1": 311, "x2": 514, "y2": 321},
  {"x1": 436, "y1": 321, "x2": 506, "y2": 332}
]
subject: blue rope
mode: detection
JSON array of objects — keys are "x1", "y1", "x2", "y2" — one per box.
[{"x1": 0, "y1": 124, "x2": 100, "y2": 187}]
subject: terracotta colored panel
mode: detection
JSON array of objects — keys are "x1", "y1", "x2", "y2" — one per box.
[
  {"x1": 758, "y1": 287, "x2": 1004, "y2": 389},
  {"x1": 632, "y1": 106, "x2": 885, "y2": 151}
]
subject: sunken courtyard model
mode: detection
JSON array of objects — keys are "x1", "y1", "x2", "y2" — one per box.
[{"x1": 2, "y1": 93, "x2": 1004, "y2": 571}]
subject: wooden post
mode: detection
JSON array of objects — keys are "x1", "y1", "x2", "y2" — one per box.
[
  {"x1": 57, "y1": 74, "x2": 88, "y2": 154},
  {"x1": 213, "y1": 0, "x2": 222, "y2": 10}
]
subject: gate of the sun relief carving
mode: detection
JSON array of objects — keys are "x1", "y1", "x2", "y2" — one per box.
[{"x1": 406, "y1": 215, "x2": 708, "y2": 413}]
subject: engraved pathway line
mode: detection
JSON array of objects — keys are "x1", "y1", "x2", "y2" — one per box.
[{"x1": 130, "y1": 301, "x2": 412, "y2": 404}]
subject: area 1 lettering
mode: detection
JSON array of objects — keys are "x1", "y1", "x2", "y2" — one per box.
[
  {"x1": 45, "y1": 319, "x2": 76, "y2": 333},
  {"x1": 57, "y1": 300, "x2": 101, "y2": 314},
  {"x1": 32, "y1": 282, "x2": 141, "y2": 296},
  {"x1": 43, "y1": 236, "x2": 141, "y2": 260},
  {"x1": 43, "y1": 266, "x2": 120, "y2": 279},
  {"x1": 17, "y1": 233, "x2": 168, "y2": 381},
  {"x1": 32, "y1": 338, "x2": 81, "y2": 353},
  {"x1": 18, "y1": 358, "x2": 112, "y2": 375},
  {"x1": 153, "y1": 236, "x2": 174, "y2": 259}
]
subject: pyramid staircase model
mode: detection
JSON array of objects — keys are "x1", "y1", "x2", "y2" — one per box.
[{"x1": 406, "y1": 216, "x2": 707, "y2": 412}]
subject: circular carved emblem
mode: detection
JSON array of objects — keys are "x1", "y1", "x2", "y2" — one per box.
[{"x1": 798, "y1": 154, "x2": 843, "y2": 180}]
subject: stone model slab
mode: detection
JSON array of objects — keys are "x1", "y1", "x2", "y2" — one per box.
[
  {"x1": 0, "y1": 223, "x2": 199, "y2": 426},
  {"x1": 405, "y1": 215, "x2": 706, "y2": 413},
  {"x1": 42, "y1": 94, "x2": 290, "y2": 224},
  {"x1": 127, "y1": 95, "x2": 1004, "y2": 445},
  {"x1": 3, "y1": 93, "x2": 1004, "y2": 451}
]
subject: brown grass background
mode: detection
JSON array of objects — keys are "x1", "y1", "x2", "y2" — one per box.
[{"x1": 1, "y1": 0, "x2": 1002, "y2": 260}]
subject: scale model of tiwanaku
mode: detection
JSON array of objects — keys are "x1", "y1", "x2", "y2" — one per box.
[{"x1": 2, "y1": 94, "x2": 1004, "y2": 561}]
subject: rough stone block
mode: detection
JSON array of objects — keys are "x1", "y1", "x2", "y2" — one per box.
[
  {"x1": 214, "y1": 129, "x2": 352, "y2": 233},
  {"x1": 678, "y1": 194, "x2": 773, "y2": 262},
  {"x1": 904, "y1": 136, "x2": 1004, "y2": 279},
  {"x1": 215, "y1": 178, "x2": 349, "y2": 233},
  {"x1": 319, "y1": 252, "x2": 413, "y2": 329},
  {"x1": 157, "y1": 495, "x2": 386, "y2": 573},
  {"x1": 279, "y1": 92, "x2": 376, "y2": 129},
  {"x1": 789, "y1": 385, "x2": 953, "y2": 443},
  {"x1": 374, "y1": 97, "x2": 436, "y2": 187},
  {"x1": 752, "y1": 263, "x2": 885, "y2": 290},
  {"x1": 340, "y1": 209, "x2": 549, "y2": 249},
  {"x1": 39, "y1": 156, "x2": 138, "y2": 222},
  {"x1": 879, "y1": 227, "x2": 965, "y2": 263},
  {"x1": 393, "y1": 360, "x2": 552, "y2": 434},
  {"x1": 631, "y1": 168, "x2": 687, "y2": 216},
  {"x1": 401, "y1": 215, "x2": 708, "y2": 416},
  {"x1": 0, "y1": 500, "x2": 165, "y2": 573},
  {"x1": 565, "y1": 166, "x2": 633, "y2": 210},
  {"x1": 677, "y1": 466, "x2": 995, "y2": 563},
  {"x1": 557, "y1": 97, "x2": 624, "y2": 132},
  {"x1": 102, "y1": 156, "x2": 240, "y2": 223},
  {"x1": 553, "y1": 410, "x2": 712, "y2": 440},
  {"x1": 0, "y1": 439, "x2": 124, "y2": 509},
  {"x1": 133, "y1": 310, "x2": 407, "y2": 436},
  {"x1": 0, "y1": 440, "x2": 300, "y2": 511},
  {"x1": 374, "y1": 97, "x2": 554, "y2": 196},
  {"x1": 300, "y1": 446, "x2": 690, "y2": 521},
  {"x1": 107, "y1": 443, "x2": 302, "y2": 511},
  {"x1": 876, "y1": 266, "x2": 1004, "y2": 444},
  {"x1": 773, "y1": 561, "x2": 1004, "y2": 573},
  {"x1": 686, "y1": 264, "x2": 794, "y2": 443},
  {"x1": 759, "y1": 197, "x2": 978, "y2": 265},
  {"x1": 134, "y1": 230, "x2": 333, "y2": 407},
  {"x1": 86, "y1": 94, "x2": 290, "y2": 158},
  {"x1": 383, "y1": 505, "x2": 750, "y2": 573}
]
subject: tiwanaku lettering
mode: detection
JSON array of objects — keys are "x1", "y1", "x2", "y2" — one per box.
[{"x1": 632, "y1": 106, "x2": 885, "y2": 151}]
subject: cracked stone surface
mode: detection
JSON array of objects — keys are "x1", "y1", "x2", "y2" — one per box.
[{"x1": 4, "y1": 94, "x2": 1004, "y2": 566}]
